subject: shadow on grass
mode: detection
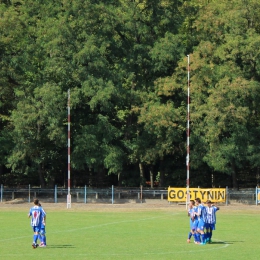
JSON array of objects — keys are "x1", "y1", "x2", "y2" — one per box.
[
  {"x1": 45, "y1": 244, "x2": 75, "y2": 248},
  {"x1": 210, "y1": 241, "x2": 239, "y2": 245}
]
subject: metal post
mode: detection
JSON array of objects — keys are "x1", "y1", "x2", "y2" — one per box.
[
  {"x1": 55, "y1": 185, "x2": 57, "y2": 203},
  {"x1": 67, "y1": 89, "x2": 71, "y2": 209},
  {"x1": 226, "y1": 186, "x2": 228, "y2": 206},
  {"x1": 256, "y1": 186, "x2": 258, "y2": 206},
  {"x1": 140, "y1": 185, "x2": 143, "y2": 203},
  {"x1": 112, "y1": 185, "x2": 114, "y2": 204},
  {"x1": 186, "y1": 54, "x2": 190, "y2": 209},
  {"x1": 84, "y1": 185, "x2": 87, "y2": 204}
]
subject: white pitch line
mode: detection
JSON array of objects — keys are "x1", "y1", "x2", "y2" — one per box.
[
  {"x1": 53, "y1": 214, "x2": 179, "y2": 234},
  {"x1": 0, "y1": 213, "x2": 230, "y2": 258},
  {"x1": 0, "y1": 214, "x2": 178, "y2": 242}
]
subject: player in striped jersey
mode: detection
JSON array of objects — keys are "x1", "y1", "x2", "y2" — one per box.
[
  {"x1": 28, "y1": 199, "x2": 46, "y2": 249},
  {"x1": 194, "y1": 198, "x2": 207, "y2": 245},
  {"x1": 204, "y1": 200, "x2": 219, "y2": 243},
  {"x1": 187, "y1": 200, "x2": 197, "y2": 243}
]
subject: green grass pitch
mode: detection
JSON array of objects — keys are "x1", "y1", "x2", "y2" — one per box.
[{"x1": 0, "y1": 203, "x2": 260, "y2": 260}]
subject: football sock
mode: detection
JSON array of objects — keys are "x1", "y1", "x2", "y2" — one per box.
[
  {"x1": 188, "y1": 232, "x2": 192, "y2": 239},
  {"x1": 42, "y1": 235, "x2": 46, "y2": 245},
  {"x1": 195, "y1": 233, "x2": 201, "y2": 242},
  {"x1": 33, "y1": 234, "x2": 38, "y2": 244},
  {"x1": 201, "y1": 234, "x2": 205, "y2": 243},
  {"x1": 38, "y1": 234, "x2": 42, "y2": 242}
]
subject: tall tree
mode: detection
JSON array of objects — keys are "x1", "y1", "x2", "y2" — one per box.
[{"x1": 187, "y1": 0, "x2": 260, "y2": 188}]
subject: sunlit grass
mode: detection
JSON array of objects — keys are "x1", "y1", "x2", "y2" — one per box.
[{"x1": 0, "y1": 204, "x2": 260, "y2": 260}]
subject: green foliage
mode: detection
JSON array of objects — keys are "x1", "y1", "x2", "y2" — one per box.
[{"x1": 1, "y1": 0, "x2": 260, "y2": 188}]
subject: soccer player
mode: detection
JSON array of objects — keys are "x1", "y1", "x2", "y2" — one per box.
[
  {"x1": 38, "y1": 203, "x2": 47, "y2": 247},
  {"x1": 28, "y1": 198, "x2": 46, "y2": 249},
  {"x1": 204, "y1": 200, "x2": 219, "y2": 243},
  {"x1": 187, "y1": 200, "x2": 198, "y2": 243},
  {"x1": 194, "y1": 198, "x2": 207, "y2": 245}
]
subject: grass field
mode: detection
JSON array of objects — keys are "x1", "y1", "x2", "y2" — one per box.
[{"x1": 0, "y1": 202, "x2": 260, "y2": 260}]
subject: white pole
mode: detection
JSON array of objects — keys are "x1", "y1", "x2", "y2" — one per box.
[
  {"x1": 186, "y1": 55, "x2": 190, "y2": 209},
  {"x1": 256, "y1": 186, "x2": 258, "y2": 206},
  {"x1": 226, "y1": 186, "x2": 228, "y2": 206},
  {"x1": 112, "y1": 185, "x2": 114, "y2": 204},
  {"x1": 55, "y1": 185, "x2": 57, "y2": 203},
  {"x1": 67, "y1": 89, "x2": 71, "y2": 208}
]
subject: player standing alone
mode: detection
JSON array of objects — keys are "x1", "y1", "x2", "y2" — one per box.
[{"x1": 28, "y1": 198, "x2": 46, "y2": 249}]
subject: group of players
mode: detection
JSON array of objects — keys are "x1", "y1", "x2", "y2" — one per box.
[
  {"x1": 28, "y1": 198, "x2": 47, "y2": 248},
  {"x1": 28, "y1": 197, "x2": 218, "y2": 248},
  {"x1": 187, "y1": 198, "x2": 219, "y2": 245}
]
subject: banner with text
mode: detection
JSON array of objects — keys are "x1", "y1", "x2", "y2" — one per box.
[
  {"x1": 168, "y1": 187, "x2": 226, "y2": 203},
  {"x1": 257, "y1": 187, "x2": 260, "y2": 205}
]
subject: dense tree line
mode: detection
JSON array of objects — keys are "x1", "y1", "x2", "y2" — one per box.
[{"x1": 1, "y1": 0, "x2": 260, "y2": 189}]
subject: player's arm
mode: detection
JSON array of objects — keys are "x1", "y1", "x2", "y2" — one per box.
[
  {"x1": 42, "y1": 208, "x2": 46, "y2": 225},
  {"x1": 194, "y1": 208, "x2": 200, "y2": 216},
  {"x1": 212, "y1": 205, "x2": 220, "y2": 211}
]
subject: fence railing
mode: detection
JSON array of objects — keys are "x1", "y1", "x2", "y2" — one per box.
[
  {"x1": 0, "y1": 185, "x2": 258, "y2": 205},
  {"x1": 0, "y1": 185, "x2": 169, "y2": 204}
]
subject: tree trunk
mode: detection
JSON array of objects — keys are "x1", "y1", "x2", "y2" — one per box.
[
  {"x1": 139, "y1": 163, "x2": 144, "y2": 185},
  {"x1": 150, "y1": 167, "x2": 154, "y2": 188},
  {"x1": 159, "y1": 171, "x2": 165, "y2": 187},
  {"x1": 118, "y1": 172, "x2": 121, "y2": 187},
  {"x1": 159, "y1": 160, "x2": 165, "y2": 187}
]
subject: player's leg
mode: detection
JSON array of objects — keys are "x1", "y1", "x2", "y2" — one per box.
[
  {"x1": 209, "y1": 224, "x2": 215, "y2": 243},
  {"x1": 193, "y1": 220, "x2": 200, "y2": 244},
  {"x1": 204, "y1": 223, "x2": 209, "y2": 243},
  {"x1": 190, "y1": 221, "x2": 197, "y2": 243},
  {"x1": 32, "y1": 227, "x2": 39, "y2": 249},
  {"x1": 187, "y1": 219, "x2": 193, "y2": 243},
  {"x1": 187, "y1": 231, "x2": 192, "y2": 243},
  {"x1": 38, "y1": 232, "x2": 42, "y2": 243},
  {"x1": 39, "y1": 228, "x2": 46, "y2": 247},
  {"x1": 198, "y1": 220, "x2": 206, "y2": 245}
]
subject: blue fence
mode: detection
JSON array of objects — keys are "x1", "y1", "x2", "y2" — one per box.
[
  {"x1": 0, "y1": 185, "x2": 168, "y2": 204},
  {"x1": 0, "y1": 184, "x2": 258, "y2": 205}
]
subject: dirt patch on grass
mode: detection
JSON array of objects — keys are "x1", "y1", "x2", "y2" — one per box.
[{"x1": 1, "y1": 200, "x2": 260, "y2": 213}]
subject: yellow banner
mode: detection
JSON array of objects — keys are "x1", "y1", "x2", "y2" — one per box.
[{"x1": 168, "y1": 187, "x2": 226, "y2": 202}]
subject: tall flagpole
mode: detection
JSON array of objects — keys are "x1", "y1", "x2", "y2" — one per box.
[
  {"x1": 67, "y1": 89, "x2": 71, "y2": 208},
  {"x1": 186, "y1": 55, "x2": 190, "y2": 209}
]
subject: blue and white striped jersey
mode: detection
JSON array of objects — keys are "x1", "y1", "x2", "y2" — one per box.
[
  {"x1": 205, "y1": 206, "x2": 219, "y2": 224},
  {"x1": 197, "y1": 204, "x2": 207, "y2": 222},
  {"x1": 28, "y1": 206, "x2": 46, "y2": 227}
]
